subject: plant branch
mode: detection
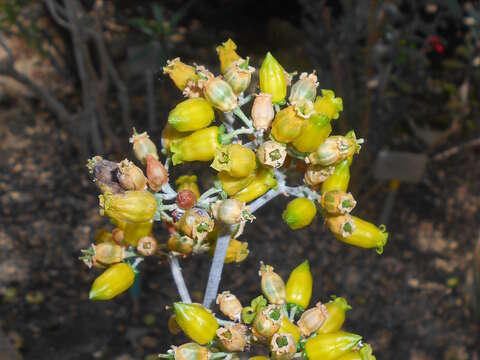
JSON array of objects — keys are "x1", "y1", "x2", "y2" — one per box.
[{"x1": 169, "y1": 255, "x2": 192, "y2": 303}]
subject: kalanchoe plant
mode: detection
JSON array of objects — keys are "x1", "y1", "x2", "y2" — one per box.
[{"x1": 82, "y1": 39, "x2": 387, "y2": 358}]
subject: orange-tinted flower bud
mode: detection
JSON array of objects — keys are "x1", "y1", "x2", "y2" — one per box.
[
  {"x1": 177, "y1": 208, "x2": 214, "y2": 242},
  {"x1": 251, "y1": 93, "x2": 275, "y2": 130},
  {"x1": 136, "y1": 236, "x2": 158, "y2": 256},
  {"x1": 216, "y1": 324, "x2": 248, "y2": 352},
  {"x1": 129, "y1": 129, "x2": 159, "y2": 165},
  {"x1": 257, "y1": 141, "x2": 287, "y2": 168},
  {"x1": 297, "y1": 302, "x2": 328, "y2": 337},
  {"x1": 146, "y1": 154, "x2": 168, "y2": 192},
  {"x1": 176, "y1": 175, "x2": 201, "y2": 200},
  {"x1": 271, "y1": 106, "x2": 304, "y2": 143},
  {"x1": 320, "y1": 190, "x2": 356, "y2": 215},
  {"x1": 163, "y1": 57, "x2": 199, "y2": 90},
  {"x1": 216, "y1": 291, "x2": 243, "y2": 321},
  {"x1": 259, "y1": 263, "x2": 286, "y2": 305},
  {"x1": 176, "y1": 189, "x2": 196, "y2": 210},
  {"x1": 270, "y1": 333, "x2": 297, "y2": 360},
  {"x1": 168, "y1": 233, "x2": 194, "y2": 257},
  {"x1": 216, "y1": 39, "x2": 241, "y2": 74},
  {"x1": 117, "y1": 159, "x2": 147, "y2": 191}
]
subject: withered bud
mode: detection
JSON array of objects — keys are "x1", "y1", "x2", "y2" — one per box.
[
  {"x1": 86, "y1": 156, "x2": 123, "y2": 194},
  {"x1": 176, "y1": 208, "x2": 214, "y2": 243},
  {"x1": 111, "y1": 228, "x2": 125, "y2": 245},
  {"x1": 117, "y1": 159, "x2": 147, "y2": 191},
  {"x1": 146, "y1": 154, "x2": 168, "y2": 192},
  {"x1": 304, "y1": 164, "x2": 335, "y2": 187},
  {"x1": 216, "y1": 324, "x2": 248, "y2": 352},
  {"x1": 270, "y1": 333, "x2": 297, "y2": 360},
  {"x1": 251, "y1": 93, "x2": 275, "y2": 130},
  {"x1": 211, "y1": 199, "x2": 254, "y2": 225},
  {"x1": 257, "y1": 141, "x2": 287, "y2": 168},
  {"x1": 320, "y1": 190, "x2": 356, "y2": 215},
  {"x1": 252, "y1": 305, "x2": 282, "y2": 341},
  {"x1": 168, "y1": 233, "x2": 194, "y2": 257},
  {"x1": 129, "y1": 129, "x2": 159, "y2": 165},
  {"x1": 297, "y1": 302, "x2": 328, "y2": 337},
  {"x1": 326, "y1": 214, "x2": 356, "y2": 238},
  {"x1": 176, "y1": 189, "x2": 196, "y2": 210},
  {"x1": 136, "y1": 236, "x2": 158, "y2": 256},
  {"x1": 216, "y1": 291, "x2": 243, "y2": 321}
]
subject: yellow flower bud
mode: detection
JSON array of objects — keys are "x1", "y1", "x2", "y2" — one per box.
[
  {"x1": 216, "y1": 324, "x2": 248, "y2": 352},
  {"x1": 291, "y1": 114, "x2": 332, "y2": 153},
  {"x1": 136, "y1": 236, "x2": 158, "y2": 256},
  {"x1": 216, "y1": 39, "x2": 241, "y2": 74},
  {"x1": 173, "y1": 302, "x2": 219, "y2": 345},
  {"x1": 282, "y1": 197, "x2": 317, "y2": 230},
  {"x1": 304, "y1": 164, "x2": 335, "y2": 187},
  {"x1": 216, "y1": 291, "x2": 243, "y2": 321},
  {"x1": 317, "y1": 297, "x2": 352, "y2": 334},
  {"x1": 176, "y1": 175, "x2": 200, "y2": 199},
  {"x1": 177, "y1": 208, "x2": 214, "y2": 242},
  {"x1": 320, "y1": 190, "x2": 356, "y2": 215},
  {"x1": 289, "y1": 72, "x2": 319, "y2": 105},
  {"x1": 270, "y1": 333, "x2": 297, "y2": 360},
  {"x1": 163, "y1": 58, "x2": 199, "y2": 90},
  {"x1": 211, "y1": 144, "x2": 256, "y2": 178},
  {"x1": 224, "y1": 238, "x2": 249, "y2": 263},
  {"x1": 224, "y1": 58, "x2": 255, "y2": 94},
  {"x1": 171, "y1": 126, "x2": 220, "y2": 165},
  {"x1": 129, "y1": 129, "x2": 158, "y2": 165},
  {"x1": 305, "y1": 331, "x2": 362, "y2": 360},
  {"x1": 123, "y1": 220, "x2": 153, "y2": 247},
  {"x1": 218, "y1": 170, "x2": 256, "y2": 196},
  {"x1": 173, "y1": 342, "x2": 209, "y2": 360},
  {"x1": 278, "y1": 317, "x2": 301, "y2": 343},
  {"x1": 233, "y1": 168, "x2": 277, "y2": 203},
  {"x1": 99, "y1": 191, "x2": 157, "y2": 224},
  {"x1": 168, "y1": 233, "x2": 194, "y2": 257},
  {"x1": 168, "y1": 98, "x2": 215, "y2": 132},
  {"x1": 259, "y1": 263, "x2": 286, "y2": 305},
  {"x1": 321, "y1": 159, "x2": 350, "y2": 193},
  {"x1": 117, "y1": 159, "x2": 147, "y2": 191},
  {"x1": 204, "y1": 76, "x2": 238, "y2": 112},
  {"x1": 253, "y1": 304, "x2": 282, "y2": 340},
  {"x1": 314, "y1": 89, "x2": 344, "y2": 120},
  {"x1": 328, "y1": 215, "x2": 389, "y2": 254},
  {"x1": 297, "y1": 302, "x2": 328, "y2": 337},
  {"x1": 307, "y1": 133, "x2": 361, "y2": 167},
  {"x1": 271, "y1": 106, "x2": 304, "y2": 143},
  {"x1": 285, "y1": 260, "x2": 313, "y2": 309},
  {"x1": 259, "y1": 52, "x2": 287, "y2": 104},
  {"x1": 89, "y1": 262, "x2": 135, "y2": 301},
  {"x1": 257, "y1": 140, "x2": 287, "y2": 168},
  {"x1": 251, "y1": 93, "x2": 275, "y2": 130},
  {"x1": 337, "y1": 344, "x2": 376, "y2": 360}
]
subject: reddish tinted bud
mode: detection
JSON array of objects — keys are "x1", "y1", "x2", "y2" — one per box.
[
  {"x1": 146, "y1": 154, "x2": 168, "y2": 192},
  {"x1": 177, "y1": 189, "x2": 196, "y2": 210}
]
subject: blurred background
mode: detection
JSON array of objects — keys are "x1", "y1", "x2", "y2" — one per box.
[{"x1": 1, "y1": 0, "x2": 480, "y2": 359}]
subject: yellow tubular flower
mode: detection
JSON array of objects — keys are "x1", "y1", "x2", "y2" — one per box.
[
  {"x1": 171, "y1": 126, "x2": 220, "y2": 165},
  {"x1": 285, "y1": 260, "x2": 313, "y2": 309},
  {"x1": 161, "y1": 123, "x2": 190, "y2": 152},
  {"x1": 89, "y1": 262, "x2": 135, "y2": 301},
  {"x1": 218, "y1": 170, "x2": 256, "y2": 196},
  {"x1": 99, "y1": 191, "x2": 157, "y2": 223},
  {"x1": 337, "y1": 344, "x2": 376, "y2": 360},
  {"x1": 173, "y1": 302, "x2": 219, "y2": 345},
  {"x1": 225, "y1": 238, "x2": 249, "y2": 263},
  {"x1": 211, "y1": 144, "x2": 257, "y2": 178},
  {"x1": 163, "y1": 58, "x2": 199, "y2": 90},
  {"x1": 168, "y1": 98, "x2": 215, "y2": 132},
  {"x1": 292, "y1": 113, "x2": 332, "y2": 153},
  {"x1": 304, "y1": 331, "x2": 362, "y2": 360},
  {"x1": 321, "y1": 159, "x2": 351, "y2": 193},
  {"x1": 176, "y1": 175, "x2": 201, "y2": 199},
  {"x1": 260, "y1": 52, "x2": 287, "y2": 104},
  {"x1": 314, "y1": 89, "x2": 344, "y2": 120},
  {"x1": 317, "y1": 297, "x2": 352, "y2": 334},
  {"x1": 271, "y1": 106, "x2": 304, "y2": 143},
  {"x1": 232, "y1": 168, "x2": 277, "y2": 203},
  {"x1": 282, "y1": 198, "x2": 317, "y2": 230},
  {"x1": 278, "y1": 317, "x2": 301, "y2": 343},
  {"x1": 328, "y1": 215, "x2": 389, "y2": 254},
  {"x1": 216, "y1": 39, "x2": 241, "y2": 74},
  {"x1": 123, "y1": 220, "x2": 153, "y2": 247}
]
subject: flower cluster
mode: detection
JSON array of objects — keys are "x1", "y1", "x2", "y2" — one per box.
[{"x1": 162, "y1": 261, "x2": 375, "y2": 360}]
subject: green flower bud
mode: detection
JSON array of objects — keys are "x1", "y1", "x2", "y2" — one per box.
[
  {"x1": 259, "y1": 52, "x2": 287, "y2": 104},
  {"x1": 173, "y1": 302, "x2": 219, "y2": 345}
]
